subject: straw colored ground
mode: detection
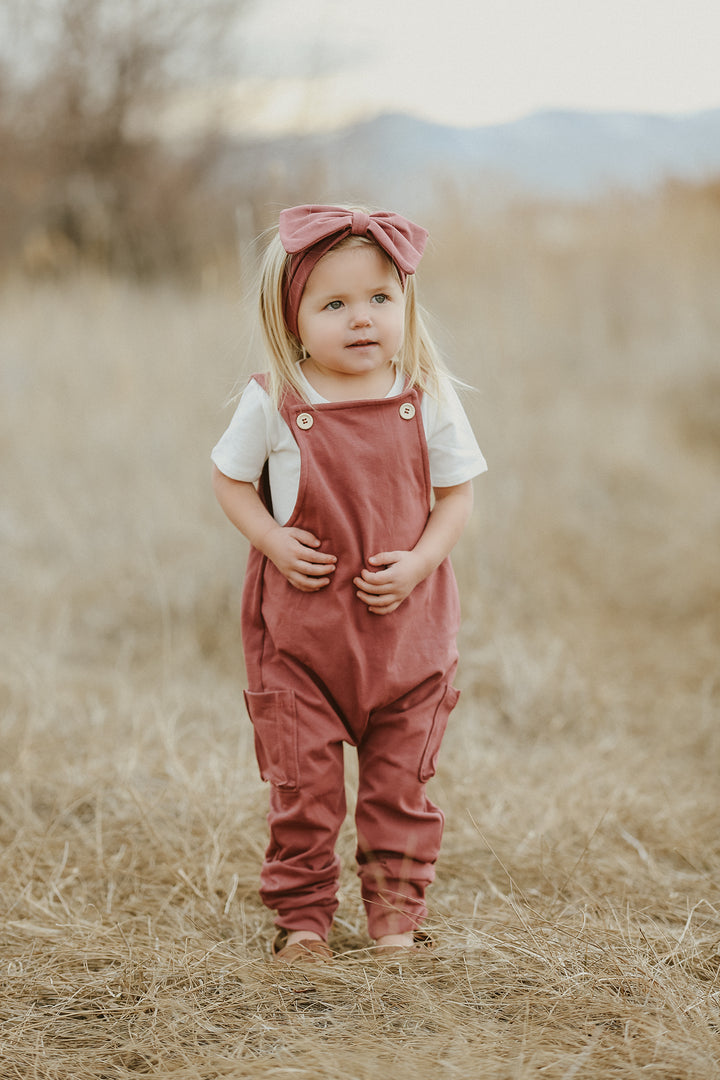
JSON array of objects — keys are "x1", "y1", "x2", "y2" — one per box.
[{"x1": 1, "y1": 193, "x2": 719, "y2": 1078}]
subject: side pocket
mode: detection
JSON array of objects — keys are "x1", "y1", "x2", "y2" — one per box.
[
  {"x1": 418, "y1": 684, "x2": 460, "y2": 783},
  {"x1": 243, "y1": 689, "x2": 299, "y2": 791}
]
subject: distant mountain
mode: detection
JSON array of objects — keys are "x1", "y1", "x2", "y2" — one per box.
[{"x1": 216, "y1": 108, "x2": 720, "y2": 212}]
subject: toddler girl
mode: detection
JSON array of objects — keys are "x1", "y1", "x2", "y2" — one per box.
[{"x1": 211, "y1": 204, "x2": 487, "y2": 962}]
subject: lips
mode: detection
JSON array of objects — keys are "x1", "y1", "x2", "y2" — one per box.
[{"x1": 347, "y1": 339, "x2": 377, "y2": 348}]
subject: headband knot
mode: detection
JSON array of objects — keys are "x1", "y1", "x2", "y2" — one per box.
[
  {"x1": 278, "y1": 204, "x2": 428, "y2": 338},
  {"x1": 351, "y1": 210, "x2": 370, "y2": 236}
]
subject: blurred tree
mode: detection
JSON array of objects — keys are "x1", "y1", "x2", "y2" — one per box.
[{"x1": 0, "y1": 0, "x2": 251, "y2": 277}]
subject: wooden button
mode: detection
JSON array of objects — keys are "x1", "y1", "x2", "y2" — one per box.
[
  {"x1": 399, "y1": 402, "x2": 416, "y2": 420},
  {"x1": 296, "y1": 412, "x2": 314, "y2": 430}
]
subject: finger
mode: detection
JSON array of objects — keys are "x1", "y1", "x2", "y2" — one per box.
[
  {"x1": 357, "y1": 568, "x2": 391, "y2": 585},
  {"x1": 289, "y1": 527, "x2": 322, "y2": 547},
  {"x1": 356, "y1": 587, "x2": 397, "y2": 607},
  {"x1": 300, "y1": 559, "x2": 336, "y2": 576},
  {"x1": 367, "y1": 551, "x2": 402, "y2": 566},
  {"x1": 298, "y1": 547, "x2": 337, "y2": 565},
  {"x1": 364, "y1": 591, "x2": 398, "y2": 607},
  {"x1": 368, "y1": 600, "x2": 401, "y2": 615},
  {"x1": 290, "y1": 574, "x2": 332, "y2": 591},
  {"x1": 353, "y1": 576, "x2": 390, "y2": 595},
  {"x1": 292, "y1": 529, "x2": 337, "y2": 557},
  {"x1": 355, "y1": 587, "x2": 378, "y2": 606}
]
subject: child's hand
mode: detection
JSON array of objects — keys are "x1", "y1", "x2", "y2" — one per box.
[
  {"x1": 353, "y1": 550, "x2": 424, "y2": 614},
  {"x1": 263, "y1": 526, "x2": 337, "y2": 592}
]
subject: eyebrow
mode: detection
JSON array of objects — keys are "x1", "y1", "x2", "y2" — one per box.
[{"x1": 313, "y1": 282, "x2": 398, "y2": 301}]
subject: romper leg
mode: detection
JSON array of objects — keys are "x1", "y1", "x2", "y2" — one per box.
[
  {"x1": 245, "y1": 666, "x2": 349, "y2": 941},
  {"x1": 260, "y1": 746, "x2": 346, "y2": 939},
  {"x1": 354, "y1": 674, "x2": 459, "y2": 939}
]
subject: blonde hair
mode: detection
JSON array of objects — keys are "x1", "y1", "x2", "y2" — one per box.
[{"x1": 257, "y1": 215, "x2": 447, "y2": 407}]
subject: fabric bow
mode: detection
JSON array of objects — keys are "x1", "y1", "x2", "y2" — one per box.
[{"x1": 278, "y1": 204, "x2": 428, "y2": 337}]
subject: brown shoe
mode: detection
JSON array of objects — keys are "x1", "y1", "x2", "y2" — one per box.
[{"x1": 272, "y1": 933, "x2": 333, "y2": 964}]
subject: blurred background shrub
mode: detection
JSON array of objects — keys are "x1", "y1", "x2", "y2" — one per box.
[{"x1": 0, "y1": 0, "x2": 254, "y2": 279}]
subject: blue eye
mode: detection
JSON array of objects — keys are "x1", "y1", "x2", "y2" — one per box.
[
  {"x1": 325, "y1": 300, "x2": 343, "y2": 310},
  {"x1": 372, "y1": 294, "x2": 388, "y2": 304}
]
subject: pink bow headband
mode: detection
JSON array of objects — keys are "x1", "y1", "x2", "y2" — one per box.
[{"x1": 278, "y1": 204, "x2": 428, "y2": 338}]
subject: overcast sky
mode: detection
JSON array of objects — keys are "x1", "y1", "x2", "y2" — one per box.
[{"x1": 226, "y1": 0, "x2": 720, "y2": 134}]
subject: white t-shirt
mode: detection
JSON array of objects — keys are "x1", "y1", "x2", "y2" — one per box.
[{"x1": 211, "y1": 366, "x2": 487, "y2": 525}]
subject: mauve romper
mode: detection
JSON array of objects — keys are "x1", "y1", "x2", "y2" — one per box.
[{"x1": 241, "y1": 374, "x2": 461, "y2": 939}]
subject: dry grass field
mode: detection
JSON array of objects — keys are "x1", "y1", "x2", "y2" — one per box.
[{"x1": 1, "y1": 191, "x2": 719, "y2": 1078}]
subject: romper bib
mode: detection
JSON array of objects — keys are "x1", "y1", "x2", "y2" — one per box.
[{"x1": 241, "y1": 375, "x2": 460, "y2": 735}]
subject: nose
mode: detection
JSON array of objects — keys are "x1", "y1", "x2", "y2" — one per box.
[{"x1": 349, "y1": 305, "x2": 372, "y2": 327}]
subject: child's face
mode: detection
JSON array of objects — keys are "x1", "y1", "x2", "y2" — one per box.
[{"x1": 296, "y1": 243, "x2": 405, "y2": 381}]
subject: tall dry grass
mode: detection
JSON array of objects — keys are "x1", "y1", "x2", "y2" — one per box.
[{"x1": 1, "y1": 192, "x2": 719, "y2": 1078}]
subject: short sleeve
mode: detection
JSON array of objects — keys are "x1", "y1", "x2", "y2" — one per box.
[
  {"x1": 422, "y1": 377, "x2": 488, "y2": 487},
  {"x1": 211, "y1": 379, "x2": 271, "y2": 483}
]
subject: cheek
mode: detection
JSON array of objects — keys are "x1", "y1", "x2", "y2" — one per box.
[
  {"x1": 389, "y1": 311, "x2": 405, "y2": 346},
  {"x1": 296, "y1": 313, "x2": 319, "y2": 349}
]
